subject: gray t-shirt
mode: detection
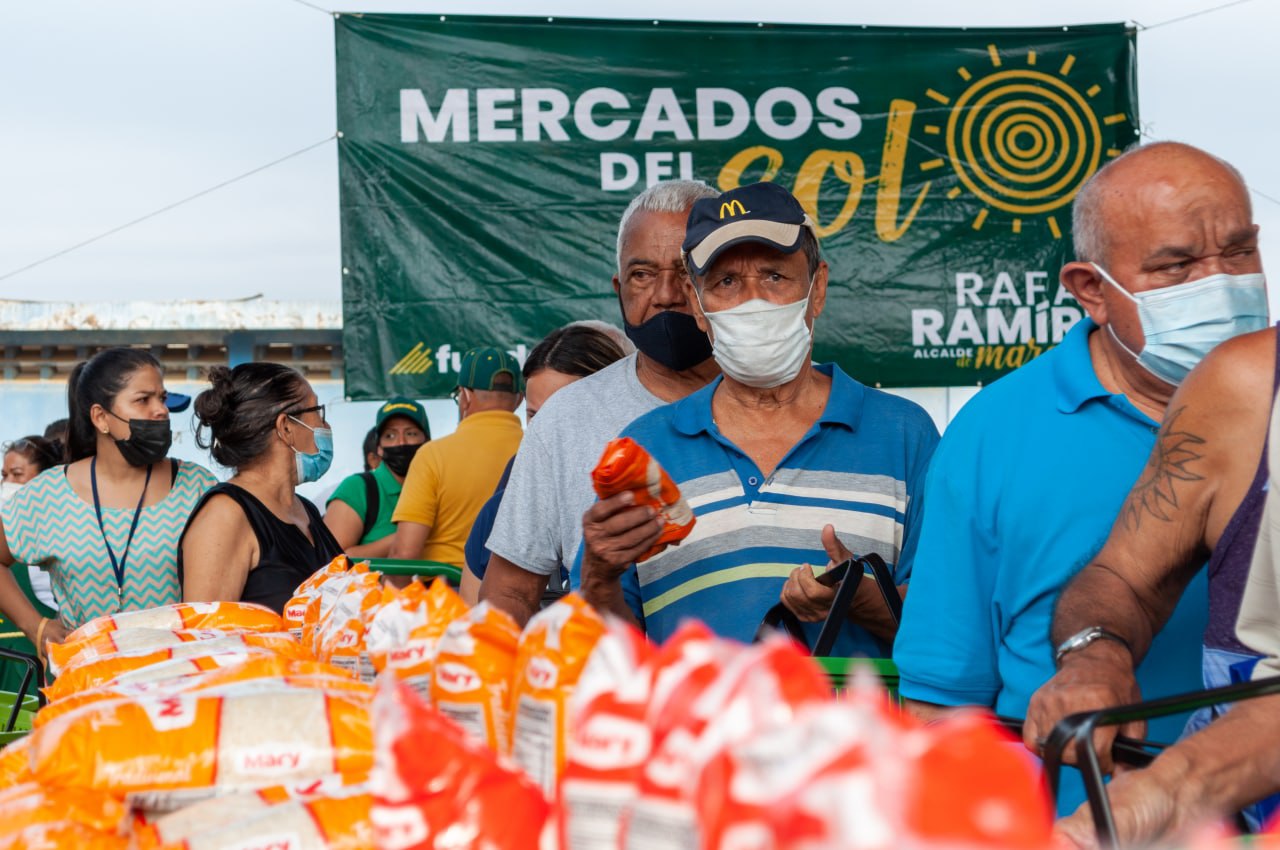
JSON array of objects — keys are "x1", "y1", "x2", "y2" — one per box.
[{"x1": 486, "y1": 352, "x2": 662, "y2": 577}]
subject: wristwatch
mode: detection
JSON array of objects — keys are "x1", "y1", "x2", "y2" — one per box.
[{"x1": 1053, "y1": 626, "x2": 1132, "y2": 668}]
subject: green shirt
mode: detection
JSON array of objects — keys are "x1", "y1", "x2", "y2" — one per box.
[{"x1": 327, "y1": 461, "x2": 402, "y2": 544}]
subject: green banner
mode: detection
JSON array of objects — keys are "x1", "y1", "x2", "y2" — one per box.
[{"x1": 337, "y1": 15, "x2": 1137, "y2": 399}]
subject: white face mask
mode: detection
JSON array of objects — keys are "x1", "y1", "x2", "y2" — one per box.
[
  {"x1": 697, "y1": 280, "x2": 814, "y2": 388},
  {"x1": 1094, "y1": 263, "x2": 1270, "y2": 386},
  {"x1": 0, "y1": 481, "x2": 23, "y2": 504}
]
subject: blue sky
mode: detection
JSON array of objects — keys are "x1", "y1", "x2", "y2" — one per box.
[{"x1": 1, "y1": 0, "x2": 1274, "y2": 304}]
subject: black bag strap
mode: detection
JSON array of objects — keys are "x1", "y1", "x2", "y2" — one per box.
[
  {"x1": 359, "y1": 472, "x2": 379, "y2": 541},
  {"x1": 755, "y1": 558, "x2": 862, "y2": 655},
  {"x1": 755, "y1": 553, "x2": 904, "y2": 656}
]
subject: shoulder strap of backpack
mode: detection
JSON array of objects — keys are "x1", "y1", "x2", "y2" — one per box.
[{"x1": 360, "y1": 471, "x2": 379, "y2": 541}]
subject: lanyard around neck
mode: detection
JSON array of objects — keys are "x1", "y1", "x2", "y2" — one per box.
[{"x1": 90, "y1": 456, "x2": 152, "y2": 605}]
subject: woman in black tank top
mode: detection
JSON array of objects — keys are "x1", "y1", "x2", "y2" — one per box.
[{"x1": 178, "y1": 364, "x2": 343, "y2": 613}]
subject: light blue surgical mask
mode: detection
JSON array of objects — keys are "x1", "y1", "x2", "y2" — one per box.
[
  {"x1": 288, "y1": 416, "x2": 334, "y2": 484},
  {"x1": 1094, "y1": 263, "x2": 1270, "y2": 386}
]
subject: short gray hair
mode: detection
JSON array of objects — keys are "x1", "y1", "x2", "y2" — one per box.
[
  {"x1": 1072, "y1": 140, "x2": 1249, "y2": 265},
  {"x1": 616, "y1": 180, "x2": 719, "y2": 273}
]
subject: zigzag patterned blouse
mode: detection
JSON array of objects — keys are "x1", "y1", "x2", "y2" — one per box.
[{"x1": 3, "y1": 461, "x2": 218, "y2": 629}]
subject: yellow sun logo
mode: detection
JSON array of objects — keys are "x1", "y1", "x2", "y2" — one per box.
[{"x1": 920, "y1": 44, "x2": 1129, "y2": 238}]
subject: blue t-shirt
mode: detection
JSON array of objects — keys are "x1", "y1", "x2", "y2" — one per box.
[
  {"x1": 893, "y1": 318, "x2": 1208, "y2": 816},
  {"x1": 581, "y1": 363, "x2": 939, "y2": 655},
  {"x1": 464, "y1": 458, "x2": 515, "y2": 580}
]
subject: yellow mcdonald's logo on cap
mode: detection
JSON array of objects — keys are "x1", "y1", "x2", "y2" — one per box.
[
  {"x1": 719, "y1": 199, "x2": 747, "y2": 219},
  {"x1": 381, "y1": 402, "x2": 419, "y2": 413}
]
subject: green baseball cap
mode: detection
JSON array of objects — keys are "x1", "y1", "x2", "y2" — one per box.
[
  {"x1": 456, "y1": 347, "x2": 524, "y2": 392},
  {"x1": 375, "y1": 396, "x2": 430, "y2": 437}
]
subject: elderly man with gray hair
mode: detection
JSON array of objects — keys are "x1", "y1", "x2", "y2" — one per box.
[
  {"x1": 480, "y1": 180, "x2": 721, "y2": 625},
  {"x1": 892, "y1": 142, "x2": 1269, "y2": 818}
]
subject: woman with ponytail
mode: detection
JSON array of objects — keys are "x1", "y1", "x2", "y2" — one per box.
[
  {"x1": 0, "y1": 348, "x2": 217, "y2": 656},
  {"x1": 179, "y1": 363, "x2": 343, "y2": 614}
]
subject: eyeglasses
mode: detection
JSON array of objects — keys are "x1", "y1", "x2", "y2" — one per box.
[{"x1": 285, "y1": 404, "x2": 326, "y2": 422}]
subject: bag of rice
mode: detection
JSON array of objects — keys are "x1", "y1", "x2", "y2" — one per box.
[
  {"x1": 430, "y1": 602, "x2": 520, "y2": 753},
  {"x1": 135, "y1": 785, "x2": 370, "y2": 850},
  {"x1": 0, "y1": 782, "x2": 129, "y2": 850},
  {"x1": 509, "y1": 593, "x2": 606, "y2": 794},
  {"x1": 314, "y1": 571, "x2": 386, "y2": 682},
  {"x1": 64, "y1": 601, "x2": 284, "y2": 644},
  {"x1": 623, "y1": 636, "x2": 829, "y2": 850},
  {"x1": 376, "y1": 578, "x2": 468, "y2": 701},
  {"x1": 371, "y1": 677, "x2": 546, "y2": 850},
  {"x1": 28, "y1": 682, "x2": 373, "y2": 803},
  {"x1": 283, "y1": 555, "x2": 354, "y2": 638},
  {"x1": 0, "y1": 737, "x2": 34, "y2": 786},
  {"x1": 559, "y1": 619, "x2": 654, "y2": 850},
  {"x1": 45, "y1": 633, "x2": 310, "y2": 700}
]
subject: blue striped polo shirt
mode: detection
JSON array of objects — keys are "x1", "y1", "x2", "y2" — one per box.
[{"x1": 598, "y1": 363, "x2": 939, "y2": 655}]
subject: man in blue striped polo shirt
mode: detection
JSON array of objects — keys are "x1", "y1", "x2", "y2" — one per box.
[{"x1": 576, "y1": 182, "x2": 939, "y2": 654}]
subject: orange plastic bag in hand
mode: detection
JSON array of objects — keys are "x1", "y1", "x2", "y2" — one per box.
[
  {"x1": 371, "y1": 677, "x2": 547, "y2": 850},
  {"x1": 591, "y1": 437, "x2": 694, "y2": 561},
  {"x1": 430, "y1": 602, "x2": 520, "y2": 753}
]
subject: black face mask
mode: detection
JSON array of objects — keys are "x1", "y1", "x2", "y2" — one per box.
[
  {"x1": 623, "y1": 308, "x2": 714, "y2": 372},
  {"x1": 380, "y1": 443, "x2": 422, "y2": 477},
  {"x1": 108, "y1": 412, "x2": 172, "y2": 468}
]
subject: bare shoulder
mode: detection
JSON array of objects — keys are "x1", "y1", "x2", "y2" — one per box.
[
  {"x1": 184, "y1": 492, "x2": 250, "y2": 538},
  {"x1": 1180, "y1": 326, "x2": 1276, "y2": 411}
]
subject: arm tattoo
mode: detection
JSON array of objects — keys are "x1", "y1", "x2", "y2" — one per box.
[{"x1": 1121, "y1": 406, "x2": 1206, "y2": 531}]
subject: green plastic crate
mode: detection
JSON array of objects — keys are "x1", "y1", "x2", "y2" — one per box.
[
  {"x1": 816, "y1": 657, "x2": 900, "y2": 703},
  {"x1": 0, "y1": 691, "x2": 38, "y2": 747},
  {"x1": 362, "y1": 558, "x2": 462, "y2": 585}
]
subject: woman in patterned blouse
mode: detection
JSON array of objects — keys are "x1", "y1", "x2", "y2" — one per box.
[{"x1": 0, "y1": 348, "x2": 216, "y2": 658}]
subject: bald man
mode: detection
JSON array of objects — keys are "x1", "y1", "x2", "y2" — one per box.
[
  {"x1": 1022, "y1": 147, "x2": 1274, "y2": 843},
  {"x1": 893, "y1": 142, "x2": 1269, "y2": 816}
]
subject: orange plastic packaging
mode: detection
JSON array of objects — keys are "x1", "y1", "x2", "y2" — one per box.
[
  {"x1": 0, "y1": 822, "x2": 127, "y2": 850},
  {"x1": 64, "y1": 601, "x2": 285, "y2": 644},
  {"x1": 45, "y1": 633, "x2": 311, "y2": 700},
  {"x1": 622, "y1": 636, "x2": 830, "y2": 850},
  {"x1": 371, "y1": 677, "x2": 547, "y2": 850},
  {"x1": 28, "y1": 684, "x2": 373, "y2": 797},
  {"x1": 559, "y1": 619, "x2": 655, "y2": 850},
  {"x1": 376, "y1": 577, "x2": 468, "y2": 700},
  {"x1": 0, "y1": 737, "x2": 34, "y2": 786},
  {"x1": 509, "y1": 593, "x2": 606, "y2": 794},
  {"x1": 591, "y1": 437, "x2": 694, "y2": 561},
  {"x1": 314, "y1": 573, "x2": 384, "y2": 681},
  {"x1": 430, "y1": 601, "x2": 520, "y2": 753},
  {"x1": 303, "y1": 566, "x2": 379, "y2": 654},
  {"x1": 139, "y1": 790, "x2": 372, "y2": 850},
  {"x1": 35, "y1": 658, "x2": 368, "y2": 730},
  {"x1": 283, "y1": 555, "x2": 354, "y2": 637},
  {"x1": 49, "y1": 626, "x2": 294, "y2": 676},
  {"x1": 0, "y1": 782, "x2": 127, "y2": 832}
]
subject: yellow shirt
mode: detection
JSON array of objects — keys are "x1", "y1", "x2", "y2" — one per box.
[{"x1": 392, "y1": 410, "x2": 523, "y2": 567}]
